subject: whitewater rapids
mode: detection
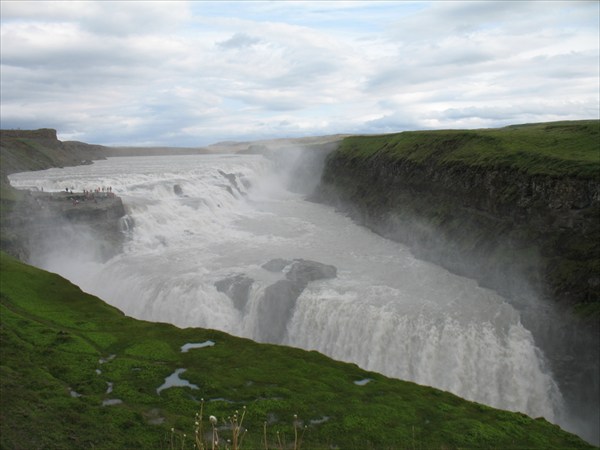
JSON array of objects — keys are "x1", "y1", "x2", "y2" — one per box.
[{"x1": 9, "y1": 153, "x2": 563, "y2": 424}]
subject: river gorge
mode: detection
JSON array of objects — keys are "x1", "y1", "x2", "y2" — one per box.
[{"x1": 8, "y1": 148, "x2": 598, "y2": 444}]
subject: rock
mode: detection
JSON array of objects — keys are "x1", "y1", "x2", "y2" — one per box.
[
  {"x1": 5, "y1": 191, "x2": 126, "y2": 262},
  {"x1": 285, "y1": 259, "x2": 337, "y2": 286},
  {"x1": 218, "y1": 170, "x2": 243, "y2": 195},
  {"x1": 173, "y1": 184, "x2": 183, "y2": 196},
  {"x1": 261, "y1": 258, "x2": 291, "y2": 272},
  {"x1": 255, "y1": 280, "x2": 301, "y2": 343},
  {"x1": 254, "y1": 258, "x2": 337, "y2": 343},
  {"x1": 313, "y1": 132, "x2": 600, "y2": 434},
  {"x1": 215, "y1": 274, "x2": 254, "y2": 310},
  {"x1": 214, "y1": 261, "x2": 337, "y2": 343}
]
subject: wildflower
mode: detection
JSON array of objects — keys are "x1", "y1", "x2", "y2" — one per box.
[{"x1": 209, "y1": 415, "x2": 217, "y2": 425}]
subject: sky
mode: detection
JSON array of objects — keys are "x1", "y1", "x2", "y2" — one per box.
[{"x1": 1, "y1": 1, "x2": 598, "y2": 147}]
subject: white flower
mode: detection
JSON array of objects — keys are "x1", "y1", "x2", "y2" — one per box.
[{"x1": 209, "y1": 415, "x2": 217, "y2": 425}]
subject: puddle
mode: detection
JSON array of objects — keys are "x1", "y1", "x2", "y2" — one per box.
[
  {"x1": 156, "y1": 368, "x2": 199, "y2": 394},
  {"x1": 146, "y1": 408, "x2": 165, "y2": 425},
  {"x1": 208, "y1": 397, "x2": 235, "y2": 403},
  {"x1": 99, "y1": 354, "x2": 116, "y2": 364},
  {"x1": 310, "y1": 416, "x2": 330, "y2": 425},
  {"x1": 148, "y1": 417, "x2": 165, "y2": 425},
  {"x1": 181, "y1": 340, "x2": 215, "y2": 352},
  {"x1": 69, "y1": 389, "x2": 82, "y2": 398}
]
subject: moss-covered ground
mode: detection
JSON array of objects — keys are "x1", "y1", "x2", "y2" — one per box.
[
  {"x1": 0, "y1": 252, "x2": 595, "y2": 449},
  {"x1": 339, "y1": 120, "x2": 599, "y2": 178}
]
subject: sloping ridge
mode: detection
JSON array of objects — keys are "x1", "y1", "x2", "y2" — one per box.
[{"x1": 0, "y1": 252, "x2": 594, "y2": 449}]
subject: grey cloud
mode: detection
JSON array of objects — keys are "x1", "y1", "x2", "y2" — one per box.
[
  {"x1": 439, "y1": 106, "x2": 521, "y2": 121},
  {"x1": 228, "y1": 90, "x2": 305, "y2": 111},
  {"x1": 391, "y1": 1, "x2": 542, "y2": 42},
  {"x1": 530, "y1": 51, "x2": 599, "y2": 80},
  {"x1": 1, "y1": 23, "x2": 174, "y2": 71},
  {"x1": 217, "y1": 32, "x2": 261, "y2": 49},
  {"x1": 267, "y1": 59, "x2": 339, "y2": 89},
  {"x1": 1, "y1": 1, "x2": 596, "y2": 147},
  {"x1": 0, "y1": 1, "x2": 190, "y2": 36},
  {"x1": 436, "y1": 100, "x2": 598, "y2": 124},
  {"x1": 363, "y1": 113, "x2": 423, "y2": 134}
]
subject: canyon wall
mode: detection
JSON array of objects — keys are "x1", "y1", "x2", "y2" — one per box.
[{"x1": 312, "y1": 122, "x2": 600, "y2": 430}]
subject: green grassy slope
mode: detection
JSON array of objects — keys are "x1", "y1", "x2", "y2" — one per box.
[
  {"x1": 0, "y1": 252, "x2": 594, "y2": 449},
  {"x1": 339, "y1": 120, "x2": 599, "y2": 178}
]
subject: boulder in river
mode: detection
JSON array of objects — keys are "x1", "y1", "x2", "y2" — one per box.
[
  {"x1": 255, "y1": 258, "x2": 337, "y2": 343},
  {"x1": 215, "y1": 274, "x2": 254, "y2": 311}
]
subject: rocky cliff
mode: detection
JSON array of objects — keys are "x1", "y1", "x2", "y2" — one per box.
[
  {"x1": 0, "y1": 128, "x2": 108, "y2": 180},
  {"x1": 3, "y1": 190, "x2": 127, "y2": 263},
  {"x1": 0, "y1": 129, "x2": 118, "y2": 260},
  {"x1": 314, "y1": 122, "x2": 599, "y2": 312},
  {"x1": 316, "y1": 150, "x2": 599, "y2": 310},
  {"x1": 312, "y1": 121, "x2": 600, "y2": 435}
]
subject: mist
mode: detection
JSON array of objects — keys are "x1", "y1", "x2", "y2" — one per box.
[{"x1": 7, "y1": 148, "x2": 597, "y2": 445}]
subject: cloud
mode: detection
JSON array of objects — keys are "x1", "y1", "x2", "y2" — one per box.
[
  {"x1": 0, "y1": 1, "x2": 190, "y2": 36},
  {"x1": 217, "y1": 32, "x2": 261, "y2": 49},
  {"x1": 0, "y1": 1, "x2": 598, "y2": 146}
]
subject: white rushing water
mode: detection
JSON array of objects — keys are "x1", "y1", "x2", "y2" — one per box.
[{"x1": 9, "y1": 153, "x2": 563, "y2": 424}]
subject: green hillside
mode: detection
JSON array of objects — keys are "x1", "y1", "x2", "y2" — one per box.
[
  {"x1": 0, "y1": 252, "x2": 594, "y2": 449},
  {"x1": 339, "y1": 120, "x2": 599, "y2": 178}
]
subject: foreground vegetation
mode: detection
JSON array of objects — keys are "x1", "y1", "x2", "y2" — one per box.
[
  {"x1": 0, "y1": 252, "x2": 594, "y2": 449},
  {"x1": 339, "y1": 120, "x2": 599, "y2": 178}
]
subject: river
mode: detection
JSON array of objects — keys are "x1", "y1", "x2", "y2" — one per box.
[{"x1": 9, "y1": 153, "x2": 573, "y2": 437}]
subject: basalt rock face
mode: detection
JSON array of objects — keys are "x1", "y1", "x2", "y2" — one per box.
[
  {"x1": 316, "y1": 151, "x2": 599, "y2": 309},
  {"x1": 1, "y1": 129, "x2": 115, "y2": 261},
  {"x1": 313, "y1": 147, "x2": 600, "y2": 436},
  {"x1": 5, "y1": 191, "x2": 127, "y2": 263},
  {"x1": 255, "y1": 259, "x2": 337, "y2": 344},
  {"x1": 215, "y1": 274, "x2": 254, "y2": 311},
  {"x1": 215, "y1": 259, "x2": 337, "y2": 344}
]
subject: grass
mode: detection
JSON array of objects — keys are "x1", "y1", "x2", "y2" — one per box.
[
  {"x1": 337, "y1": 120, "x2": 599, "y2": 178},
  {"x1": 0, "y1": 251, "x2": 595, "y2": 449}
]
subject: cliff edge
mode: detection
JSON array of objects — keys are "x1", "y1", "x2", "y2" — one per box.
[
  {"x1": 0, "y1": 128, "x2": 108, "y2": 180},
  {"x1": 314, "y1": 121, "x2": 599, "y2": 313},
  {"x1": 313, "y1": 120, "x2": 600, "y2": 432},
  {"x1": 0, "y1": 129, "x2": 123, "y2": 261}
]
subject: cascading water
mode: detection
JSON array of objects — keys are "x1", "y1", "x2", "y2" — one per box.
[{"x1": 9, "y1": 153, "x2": 566, "y2": 430}]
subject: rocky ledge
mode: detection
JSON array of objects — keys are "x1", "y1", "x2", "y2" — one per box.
[
  {"x1": 216, "y1": 258, "x2": 337, "y2": 344},
  {"x1": 315, "y1": 153, "x2": 599, "y2": 310},
  {"x1": 4, "y1": 189, "x2": 127, "y2": 262}
]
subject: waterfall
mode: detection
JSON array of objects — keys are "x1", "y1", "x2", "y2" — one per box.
[{"x1": 9, "y1": 153, "x2": 566, "y2": 428}]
